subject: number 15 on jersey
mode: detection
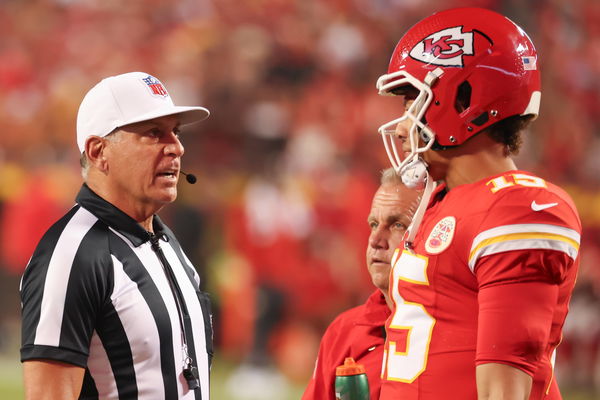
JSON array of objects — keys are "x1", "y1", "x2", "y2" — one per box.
[{"x1": 382, "y1": 251, "x2": 435, "y2": 383}]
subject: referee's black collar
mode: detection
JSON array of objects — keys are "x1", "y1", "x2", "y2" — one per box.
[{"x1": 76, "y1": 183, "x2": 167, "y2": 247}]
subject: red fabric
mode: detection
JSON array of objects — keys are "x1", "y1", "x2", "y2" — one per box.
[
  {"x1": 0, "y1": 179, "x2": 65, "y2": 274},
  {"x1": 380, "y1": 171, "x2": 581, "y2": 400},
  {"x1": 302, "y1": 290, "x2": 390, "y2": 400},
  {"x1": 226, "y1": 203, "x2": 345, "y2": 317},
  {"x1": 476, "y1": 279, "x2": 560, "y2": 399},
  {"x1": 224, "y1": 172, "x2": 376, "y2": 318}
]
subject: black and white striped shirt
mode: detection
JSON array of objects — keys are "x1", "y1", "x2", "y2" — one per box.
[{"x1": 20, "y1": 184, "x2": 213, "y2": 400}]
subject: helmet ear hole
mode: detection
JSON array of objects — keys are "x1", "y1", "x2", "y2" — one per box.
[{"x1": 454, "y1": 81, "x2": 472, "y2": 113}]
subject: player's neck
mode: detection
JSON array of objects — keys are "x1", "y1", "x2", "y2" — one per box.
[{"x1": 444, "y1": 136, "x2": 517, "y2": 190}]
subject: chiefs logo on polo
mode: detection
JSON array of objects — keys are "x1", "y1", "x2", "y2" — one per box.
[
  {"x1": 142, "y1": 75, "x2": 169, "y2": 98},
  {"x1": 410, "y1": 26, "x2": 474, "y2": 67}
]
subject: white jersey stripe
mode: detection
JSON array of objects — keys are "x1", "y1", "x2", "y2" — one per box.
[
  {"x1": 468, "y1": 223, "x2": 581, "y2": 272},
  {"x1": 115, "y1": 230, "x2": 206, "y2": 400},
  {"x1": 164, "y1": 242, "x2": 210, "y2": 398},
  {"x1": 87, "y1": 330, "x2": 117, "y2": 399},
  {"x1": 471, "y1": 223, "x2": 581, "y2": 250},
  {"x1": 35, "y1": 208, "x2": 97, "y2": 346},
  {"x1": 131, "y1": 241, "x2": 186, "y2": 398},
  {"x1": 110, "y1": 255, "x2": 166, "y2": 400},
  {"x1": 469, "y1": 237, "x2": 579, "y2": 271},
  {"x1": 181, "y1": 250, "x2": 201, "y2": 287}
]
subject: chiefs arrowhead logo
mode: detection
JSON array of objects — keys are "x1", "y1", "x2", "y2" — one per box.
[
  {"x1": 425, "y1": 216, "x2": 456, "y2": 254},
  {"x1": 410, "y1": 26, "x2": 474, "y2": 67}
]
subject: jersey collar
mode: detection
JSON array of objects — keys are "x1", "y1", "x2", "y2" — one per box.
[{"x1": 75, "y1": 183, "x2": 167, "y2": 247}]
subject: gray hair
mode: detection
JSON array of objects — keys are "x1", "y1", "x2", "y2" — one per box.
[
  {"x1": 380, "y1": 167, "x2": 403, "y2": 185},
  {"x1": 79, "y1": 129, "x2": 121, "y2": 181},
  {"x1": 80, "y1": 152, "x2": 89, "y2": 180}
]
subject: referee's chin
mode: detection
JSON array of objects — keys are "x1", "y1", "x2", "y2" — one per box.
[{"x1": 149, "y1": 186, "x2": 179, "y2": 207}]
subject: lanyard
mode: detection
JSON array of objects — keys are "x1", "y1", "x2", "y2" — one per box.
[{"x1": 149, "y1": 233, "x2": 200, "y2": 391}]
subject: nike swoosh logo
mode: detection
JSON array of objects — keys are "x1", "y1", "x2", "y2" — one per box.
[{"x1": 531, "y1": 200, "x2": 558, "y2": 211}]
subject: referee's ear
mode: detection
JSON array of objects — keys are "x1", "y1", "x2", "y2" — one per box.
[{"x1": 85, "y1": 135, "x2": 109, "y2": 174}]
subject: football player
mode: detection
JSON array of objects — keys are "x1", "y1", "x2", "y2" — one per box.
[{"x1": 375, "y1": 7, "x2": 581, "y2": 400}]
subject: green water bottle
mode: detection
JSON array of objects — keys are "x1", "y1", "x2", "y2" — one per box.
[{"x1": 334, "y1": 357, "x2": 369, "y2": 400}]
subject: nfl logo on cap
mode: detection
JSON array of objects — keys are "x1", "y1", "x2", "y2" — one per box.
[
  {"x1": 142, "y1": 75, "x2": 169, "y2": 97},
  {"x1": 76, "y1": 71, "x2": 210, "y2": 153}
]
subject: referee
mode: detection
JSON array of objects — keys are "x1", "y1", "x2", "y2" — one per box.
[{"x1": 20, "y1": 72, "x2": 213, "y2": 400}]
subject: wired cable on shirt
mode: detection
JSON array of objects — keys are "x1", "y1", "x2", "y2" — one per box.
[{"x1": 149, "y1": 233, "x2": 201, "y2": 392}]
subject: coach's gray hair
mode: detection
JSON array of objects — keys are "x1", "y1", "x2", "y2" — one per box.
[{"x1": 380, "y1": 167, "x2": 403, "y2": 185}]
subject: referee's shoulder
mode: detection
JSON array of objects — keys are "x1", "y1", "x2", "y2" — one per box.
[
  {"x1": 27, "y1": 204, "x2": 111, "y2": 270},
  {"x1": 22, "y1": 204, "x2": 113, "y2": 296}
]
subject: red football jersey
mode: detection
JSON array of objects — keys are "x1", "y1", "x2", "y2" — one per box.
[
  {"x1": 380, "y1": 171, "x2": 581, "y2": 400},
  {"x1": 302, "y1": 290, "x2": 390, "y2": 400}
]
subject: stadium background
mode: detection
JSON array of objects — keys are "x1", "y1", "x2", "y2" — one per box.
[{"x1": 0, "y1": 0, "x2": 598, "y2": 399}]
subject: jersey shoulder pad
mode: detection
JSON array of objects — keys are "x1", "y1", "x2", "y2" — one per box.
[{"x1": 467, "y1": 173, "x2": 581, "y2": 270}]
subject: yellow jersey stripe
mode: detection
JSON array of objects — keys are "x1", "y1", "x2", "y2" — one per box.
[
  {"x1": 468, "y1": 236, "x2": 579, "y2": 271},
  {"x1": 470, "y1": 231, "x2": 580, "y2": 261},
  {"x1": 472, "y1": 224, "x2": 580, "y2": 247}
]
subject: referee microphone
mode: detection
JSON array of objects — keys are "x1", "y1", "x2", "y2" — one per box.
[{"x1": 180, "y1": 171, "x2": 197, "y2": 184}]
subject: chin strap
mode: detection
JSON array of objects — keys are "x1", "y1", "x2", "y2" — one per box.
[
  {"x1": 405, "y1": 170, "x2": 436, "y2": 250},
  {"x1": 400, "y1": 157, "x2": 428, "y2": 189}
]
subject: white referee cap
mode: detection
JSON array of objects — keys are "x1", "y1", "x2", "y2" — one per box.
[{"x1": 76, "y1": 72, "x2": 210, "y2": 153}]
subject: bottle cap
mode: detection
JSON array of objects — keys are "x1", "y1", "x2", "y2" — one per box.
[{"x1": 335, "y1": 357, "x2": 366, "y2": 376}]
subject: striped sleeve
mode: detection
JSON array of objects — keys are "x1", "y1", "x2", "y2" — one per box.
[
  {"x1": 468, "y1": 223, "x2": 581, "y2": 272},
  {"x1": 20, "y1": 206, "x2": 111, "y2": 366}
]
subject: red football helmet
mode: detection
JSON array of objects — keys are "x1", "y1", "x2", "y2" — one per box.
[{"x1": 376, "y1": 7, "x2": 541, "y2": 175}]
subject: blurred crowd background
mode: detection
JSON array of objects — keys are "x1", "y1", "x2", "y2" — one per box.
[{"x1": 0, "y1": 0, "x2": 598, "y2": 399}]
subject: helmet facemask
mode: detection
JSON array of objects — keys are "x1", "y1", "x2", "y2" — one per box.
[{"x1": 376, "y1": 68, "x2": 443, "y2": 188}]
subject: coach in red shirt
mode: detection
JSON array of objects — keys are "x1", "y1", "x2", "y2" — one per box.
[{"x1": 302, "y1": 168, "x2": 420, "y2": 400}]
